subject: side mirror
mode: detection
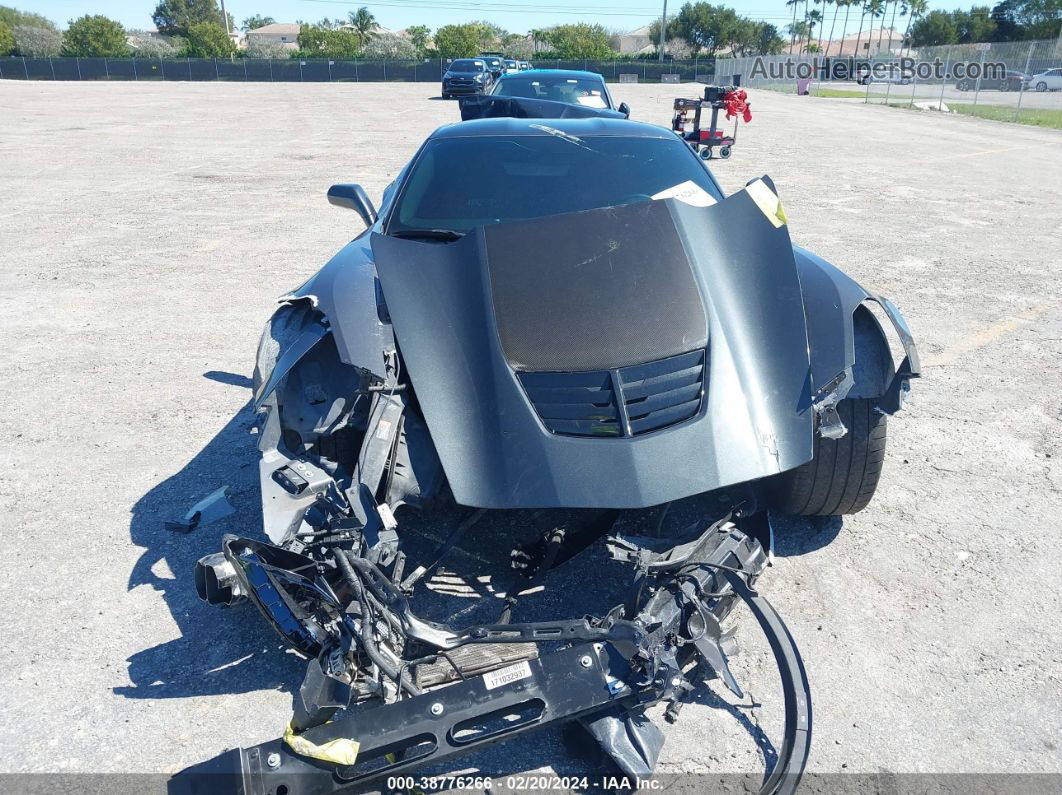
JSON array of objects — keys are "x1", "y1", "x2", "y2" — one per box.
[
  {"x1": 327, "y1": 184, "x2": 377, "y2": 228},
  {"x1": 618, "y1": 102, "x2": 631, "y2": 118}
]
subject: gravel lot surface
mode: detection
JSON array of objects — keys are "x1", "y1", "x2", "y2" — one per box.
[{"x1": 1, "y1": 81, "x2": 1060, "y2": 790}]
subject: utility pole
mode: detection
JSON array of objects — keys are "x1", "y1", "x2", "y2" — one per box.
[
  {"x1": 219, "y1": 0, "x2": 231, "y2": 35},
  {"x1": 658, "y1": 0, "x2": 668, "y2": 62}
]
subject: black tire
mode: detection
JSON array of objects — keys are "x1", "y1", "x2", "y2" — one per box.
[
  {"x1": 1036, "y1": 81, "x2": 1048, "y2": 92},
  {"x1": 768, "y1": 398, "x2": 887, "y2": 516}
]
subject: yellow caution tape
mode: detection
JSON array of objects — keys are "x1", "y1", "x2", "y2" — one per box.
[
  {"x1": 744, "y1": 179, "x2": 788, "y2": 228},
  {"x1": 283, "y1": 720, "x2": 360, "y2": 766}
]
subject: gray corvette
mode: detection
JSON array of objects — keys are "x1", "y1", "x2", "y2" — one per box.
[{"x1": 187, "y1": 113, "x2": 919, "y2": 795}]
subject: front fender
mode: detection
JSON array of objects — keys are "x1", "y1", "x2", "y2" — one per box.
[
  {"x1": 794, "y1": 246, "x2": 920, "y2": 415},
  {"x1": 288, "y1": 236, "x2": 394, "y2": 380}
]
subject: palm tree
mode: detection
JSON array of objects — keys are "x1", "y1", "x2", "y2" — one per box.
[
  {"x1": 884, "y1": 0, "x2": 906, "y2": 53},
  {"x1": 814, "y1": 0, "x2": 829, "y2": 51},
  {"x1": 787, "y1": 19, "x2": 810, "y2": 50},
  {"x1": 902, "y1": 0, "x2": 926, "y2": 55},
  {"x1": 865, "y1": 0, "x2": 884, "y2": 55},
  {"x1": 348, "y1": 6, "x2": 376, "y2": 47},
  {"x1": 786, "y1": 0, "x2": 801, "y2": 51},
  {"x1": 854, "y1": 1, "x2": 868, "y2": 58},
  {"x1": 824, "y1": 0, "x2": 840, "y2": 55},
  {"x1": 836, "y1": 0, "x2": 854, "y2": 55},
  {"x1": 807, "y1": 8, "x2": 823, "y2": 53},
  {"x1": 877, "y1": 0, "x2": 894, "y2": 51}
]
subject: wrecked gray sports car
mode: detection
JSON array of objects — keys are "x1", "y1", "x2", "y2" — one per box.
[{"x1": 185, "y1": 113, "x2": 919, "y2": 795}]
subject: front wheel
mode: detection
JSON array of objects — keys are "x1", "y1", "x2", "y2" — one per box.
[
  {"x1": 768, "y1": 398, "x2": 887, "y2": 516},
  {"x1": 1036, "y1": 81, "x2": 1048, "y2": 92}
]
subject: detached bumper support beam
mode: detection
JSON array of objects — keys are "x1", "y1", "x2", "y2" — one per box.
[{"x1": 180, "y1": 644, "x2": 630, "y2": 795}]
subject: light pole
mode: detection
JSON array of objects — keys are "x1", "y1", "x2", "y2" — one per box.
[
  {"x1": 658, "y1": 0, "x2": 668, "y2": 62},
  {"x1": 219, "y1": 0, "x2": 231, "y2": 35}
]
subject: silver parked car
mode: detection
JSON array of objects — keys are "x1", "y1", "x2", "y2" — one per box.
[{"x1": 1028, "y1": 68, "x2": 1062, "y2": 91}]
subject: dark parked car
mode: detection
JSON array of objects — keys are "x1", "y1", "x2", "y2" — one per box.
[
  {"x1": 490, "y1": 69, "x2": 629, "y2": 116},
  {"x1": 441, "y1": 58, "x2": 491, "y2": 98},
  {"x1": 956, "y1": 69, "x2": 1028, "y2": 91},
  {"x1": 190, "y1": 113, "x2": 919, "y2": 795},
  {"x1": 477, "y1": 54, "x2": 505, "y2": 79}
]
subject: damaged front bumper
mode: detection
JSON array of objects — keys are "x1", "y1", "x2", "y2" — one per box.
[{"x1": 180, "y1": 519, "x2": 811, "y2": 795}]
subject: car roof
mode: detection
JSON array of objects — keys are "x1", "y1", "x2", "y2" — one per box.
[
  {"x1": 497, "y1": 69, "x2": 605, "y2": 82},
  {"x1": 429, "y1": 117, "x2": 673, "y2": 140}
]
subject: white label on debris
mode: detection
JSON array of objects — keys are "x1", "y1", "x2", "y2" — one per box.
[
  {"x1": 652, "y1": 180, "x2": 718, "y2": 207},
  {"x1": 375, "y1": 419, "x2": 392, "y2": 440},
  {"x1": 482, "y1": 661, "x2": 532, "y2": 690}
]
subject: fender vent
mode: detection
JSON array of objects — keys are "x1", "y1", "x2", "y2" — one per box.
[{"x1": 518, "y1": 349, "x2": 706, "y2": 438}]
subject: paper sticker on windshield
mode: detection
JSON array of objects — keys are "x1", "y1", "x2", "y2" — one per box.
[
  {"x1": 744, "y1": 179, "x2": 788, "y2": 228},
  {"x1": 575, "y1": 95, "x2": 608, "y2": 108},
  {"x1": 652, "y1": 180, "x2": 718, "y2": 208},
  {"x1": 482, "y1": 661, "x2": 532, "y2": 690}
]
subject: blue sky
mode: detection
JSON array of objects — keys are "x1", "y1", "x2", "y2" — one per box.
[{"x1": 17, "y1": 0, "x2": 947, "y2": 34}]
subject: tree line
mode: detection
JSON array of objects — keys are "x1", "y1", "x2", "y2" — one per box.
[
  {"x1": 2, "y1": 0, "x2": 1056, "y2": 61},
  {"x1": 908, "y1": 0, "x2": 1060, "y2": 46},
  {"x1": 651, "y1": 4, "x2": 787, "y2": 57},
  {"x1": 1, "y1": 1, "x2": 240, "y2": 58},
  {"x1": 779, "y1": 0, "x2": 1059, "y2": 57}
]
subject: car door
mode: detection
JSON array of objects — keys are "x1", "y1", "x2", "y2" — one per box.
[{"x1": 1049, "y1": 69, "x2": 1062, "y2": 89}]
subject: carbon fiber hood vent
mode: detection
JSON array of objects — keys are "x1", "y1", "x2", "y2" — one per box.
[
  {"x1": 518, "y1": 349, "x2": 706, "y2": 437},
  {"x1": 484, "y1": 200, "x2": 708, "y2": 372}
]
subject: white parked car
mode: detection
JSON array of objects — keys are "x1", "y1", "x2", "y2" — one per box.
[
  {"x1": 1028, "y1": 68, "x2": 1062, "y2": 91},
  {"x1": 858, "y1": 65, "x2": 911, "y2": 85}
]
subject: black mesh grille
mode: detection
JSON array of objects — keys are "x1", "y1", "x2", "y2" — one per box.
[{"x1": 519, "y1": 349, "x2": 706, "y2": 438}]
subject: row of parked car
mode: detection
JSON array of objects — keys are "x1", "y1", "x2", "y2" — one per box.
[
  {"x1": 856, "y1": 64, "x2": 1062, "y2": 91},
  {"x1": 440, "y1": 54, "x2": 534, "y2": 98},
  {"x1": 955, "y1": 67, "x2": 1062, "y2": 92},
  {"x1": 441, "y1": 64, "x2": 630, "y2": 117}
]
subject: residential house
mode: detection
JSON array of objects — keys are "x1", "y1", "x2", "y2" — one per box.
[{"x1": 246, "y1": 23, "x2": 301, "y2": 51}]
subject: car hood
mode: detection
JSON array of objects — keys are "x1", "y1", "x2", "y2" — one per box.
[{"x1": 369, "y1": 181, "x2": 818, "y2": 509}]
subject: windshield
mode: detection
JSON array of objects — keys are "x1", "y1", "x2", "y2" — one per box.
[
  {"x1": 388, "y1": 133, "x2": 722, "y2": 235},
  {"x1": 448, "y1": 60, "x2": 484, "y2": 73},
  {"x1": 492, "y1": 76, "x2": 610, "y2": 109}
]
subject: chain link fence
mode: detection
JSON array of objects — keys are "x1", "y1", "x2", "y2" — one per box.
[
  {"x1": 716, "y1": 38, "x2": 1062, "y2": 126},
  {"x1": 0, "y1": 56, "x2": 716, "y2": 84}
]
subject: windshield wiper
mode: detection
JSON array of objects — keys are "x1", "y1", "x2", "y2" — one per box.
[{"x1": 389, "y1": 229, "x2": 465, "y2": 241}]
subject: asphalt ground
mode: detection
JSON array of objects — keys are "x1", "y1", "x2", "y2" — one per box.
[{"x1": 0, "y1": 80, "x2": 1060, "y2": 792}]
